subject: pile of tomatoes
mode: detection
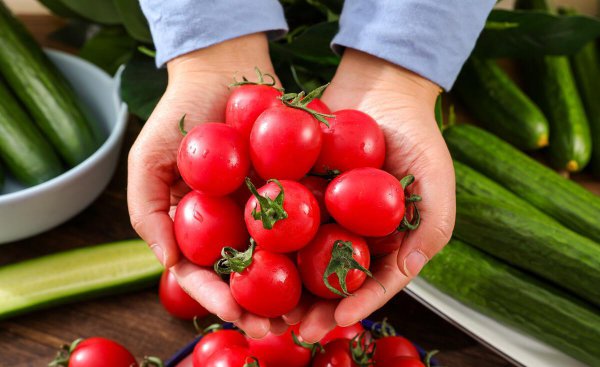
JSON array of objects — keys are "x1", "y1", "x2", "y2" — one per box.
[{"x1": 173, "y1": 69, "x2": 421, "y2": 318}]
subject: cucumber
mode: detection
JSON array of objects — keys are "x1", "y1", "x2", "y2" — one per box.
[
  {"x1": 455, "y1": 193, "x2": 600, "y2": 306},
  {"x1": 0, "y1": 239, "x2": 162, "y2": 320},
  {"x1": 421, "y1": 239, "x2": 600, "y2": 366},
  {"x1": 454, "y1": 57, "x2": 549, "y2": 150},
  {"x1": 516, "y1": 0, "x2": 591, "y2": 171},
  {"x1": 0, "y1": 78, "x2": 63, "y2": 186},
  {"x1": 444, "y1": 124, "x2": 600, "y2": 243},
  {"x1": 454, "y1": 160, "x2": 523, "y2": 206},
  {"x1": 0, "y1": 3, "x2": 100, "y2": 167}
]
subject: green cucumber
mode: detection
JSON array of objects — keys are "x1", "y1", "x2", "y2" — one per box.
[
  {"x1": 444, "y1": 124, "x2": 600, "y2": 243},
  {"x1": 0, "y1": 239, "x2": 162, "y2": 320},
  {"x1": 454, "y1": 160, "x2": 523, "y2": 206},
  {"x1": 421, "y1": 239, "x2": 600, "y2": 366},
  {"x1": 516, "y1": 0, "x2": 591, "y2": 171},
  {"x1": 454, "y1": 57, "x2": 549, "y2": 150},
  {"x1": 455, "y1": 194, "x2": 600, "y2": 306},
  {"x1": 0, "y1": 3, "x2": 100, "y2": 167},
  {"x1": 0, "y1": 78, "x2": 63, "y2": 186}
]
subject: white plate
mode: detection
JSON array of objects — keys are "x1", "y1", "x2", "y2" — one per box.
[{"x1": 405, "y1": 278, "x2": 587, "y2": 367}]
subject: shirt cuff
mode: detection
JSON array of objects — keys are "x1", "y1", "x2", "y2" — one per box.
[
  {"x1": 332, "y1": 0, "x2": 495, "y2": 90},
  {"x1": 140, "y1": 0, "x2": 289, "y2": 67}
]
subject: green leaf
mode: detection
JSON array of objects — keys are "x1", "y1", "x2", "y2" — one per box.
[
  {"x1": 49, "y1": 20, "x2": 93, "y2": 49},
  {"x1": 281, "y1": 21, "x2": 340, "y2": 65},
  {"x1": 474, "y1": 9, "x2": 600, "y2": 58},
  {"x1": 79, "y1": 27, "x2": 136, "y2": 75},
  {"x1": 55, "y1": 0, "x2": 122, "y2": 25},
  {"x1": 120, "y1": 51, "x2": 167, "y2": 120},
  {"x1": 37, "y1": 0, "x2": 81, "y2": 18},
  {"x1": 112, "y1": 0, "x2": 153, "y2": 43}
]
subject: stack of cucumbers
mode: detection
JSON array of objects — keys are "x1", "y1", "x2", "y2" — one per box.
[{"x1": 0, "y1": 2, "x2": 101, "y2": 190}]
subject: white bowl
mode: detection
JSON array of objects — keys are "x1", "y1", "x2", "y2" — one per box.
[{"x1": 0, "y1": 49, "x2": 128, "y2": 244}]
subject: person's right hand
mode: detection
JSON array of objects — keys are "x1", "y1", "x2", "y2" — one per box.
[{"x1": 127, "y1": 33, "x2": 287, "y2": 338}]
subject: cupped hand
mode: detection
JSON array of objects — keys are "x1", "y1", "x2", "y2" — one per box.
[
  {"x1": 127, "y1": 33, "x2": 279, "y2": 338},
  {"x1": 288, "y1": 49, "x2": 456, "y2": 342}
]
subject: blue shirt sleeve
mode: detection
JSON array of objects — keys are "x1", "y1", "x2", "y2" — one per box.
[
  {"x1": 140, "y1": 0, "x2": 288, "y2": 68},
  {"x1": 332, "y1": 0, "x2": 496, "y2": 90}
]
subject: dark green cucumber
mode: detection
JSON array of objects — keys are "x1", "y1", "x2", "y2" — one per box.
[
  {"x1": 0, "y1": 239, "x2": 162, "y2": 320},
  {"x1": 455, "y1": 193, "x2": 600, "y2": 306},
  {"x1": 454, "y1": 160, "x2": 523, "y2": 206},
  {"x1": 0, "y1": 79, "x2": 63, "y2": 186},
  {"x1": 0, "y1": 3, "x2": 100, "y2": 167},
  {"x1": 454, "y1": 57, "x2": 549, "y2": 150},
  {"x1": 444, "y1": 124, "x2": 600, "y2": 243},
  {"x1": 516, "y1": 0, "x2": 591, "y2": 171},
  {"x1": 421, "y1": 239, "x2": 600, "y2": 366}
]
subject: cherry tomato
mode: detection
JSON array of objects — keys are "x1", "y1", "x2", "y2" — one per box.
[
  {"x1": 174, "y1": 191, "x2": 248, "y2": 266},
  {"x1": 203, "y1": 345, "x2": 266, "y2": 367},
  {"x1": 250, "y1": 106, "x2": 322, "y2": 180},
  {"x1": 247, "y1": 325, "x2": 311, "y2": 367},
  {"x1": 320, "y1": 323, "x2": 367, "y2": 345},
  {"x1": 193, "y1": 329, "x2": 248, "y2": 366},
  {"x1": 373, "y1": 336, "x2": 419, "y2": 364},
  {"x1": 313, "y1": 110, "x2": 385, "y2": 175},
  {"x1": 226, "y1": 84, "x2": 282, "y2": 140},
  {"x1": 311, "y1": 339, "x2": 358, "y2": 367},
  {"x1": 326, "y1": 167, "x2": 404, "y2": 237},
  {"x1": 230, "y1": 248, "x2": 302, "y2": 317},
  {"x1": 178, "y1": 123, "x2": 250, "y2": 196},
  {"x1": 245, "y1": 180, "x2": 320, "y2": 252},
  {"x1": 297, "y1": 224, "x2": 370, "y2": 299},
  {"x1": 231, "y1": 167, "x2": 266, "y2": 208},
  {"x1": 299, "y1": 176, "x2": 330, "y2": 224},
  {"x1": 387, "y1": 357, "x2": 426, "y2": 367},
  {"x1": 159, "y1": 270, "x2": 209, "y2": 320},
  {"x1": 307, "y1": 98, "x2": 332, "y2": 114},
  {"x1": 66, "y1": 337, "x2": 137, "y2": 367}
]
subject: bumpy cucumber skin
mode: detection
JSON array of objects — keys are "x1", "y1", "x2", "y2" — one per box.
[
  {"x1": 421, "y1": 239, "x2": 600, "y2": 366},
  {"x1": 0, "y1": 3, "x2": 100, "y2": 167},
  {"x1": 454, "y1": 57, "x2": 549, "y2": 150},
  {"x1": 0, "y1": 79, "x2": 63, "y2": 186}
]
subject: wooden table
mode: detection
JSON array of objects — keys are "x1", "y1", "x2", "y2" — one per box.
[{"x1": 4, "y1": 14, "x2": 590, "y2": 367}]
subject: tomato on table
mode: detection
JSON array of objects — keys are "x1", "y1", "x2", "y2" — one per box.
[
  {"x1": 373, "y1": 336, "x2": 420, "y2": 364},
  {"x1": 192, "y1": 329, "x2": 248, "y2": 366},
  {"x1": 203, "y1": 345, "x2": 266, "y2": 367},
  {"x1": 247, "y1": 325, "x2": 312, "y2": 367},
  {"x1": 52, "y1": 337, "x2": 137, "y2": 367},
  {"x1": 159, "y1": 270, "x2": 209, "y2": 320},
  {"x1": 311, "y1": 336, "x2": 373, "y2": 367}
]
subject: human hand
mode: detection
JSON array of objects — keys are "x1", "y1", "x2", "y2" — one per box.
[
  {"x1": 127, "y1": 33, "x2": 286, "y2": 338},
  {"x1": 287, "y1": 49, "x2": 456, "y2": 342}
]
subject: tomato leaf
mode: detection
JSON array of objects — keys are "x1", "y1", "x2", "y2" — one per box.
[
  {"x1": 120, "y1": 51, "x2": 167, "y2": 120},
  {"x1": 79, "y1": 27, "x2": 136, "y2": 75},
  {"x1": 280, "y1": 21, "x2": 340, "y2": 65},
  {"x1": 112, "y1": 0, "x2": 153, "y2": 43}
]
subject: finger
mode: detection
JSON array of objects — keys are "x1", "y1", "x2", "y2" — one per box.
[
  {"x1": 298, "y1": 300, "x2": 338, "y2": 344},
  {"x1": 270, "y1": 318, "x2": 290, "y2": 336},
  {"x1": 334, "y1": 254, "x2": 408, "y2": 327},
  {"x1": 283, "y1": 293, "x2": 315, "y2": 325},
  {"x1": 235, "y1": 313, "x2": 270, "y2": 339},
  {"x1": 171, "y1": 260, "x2": 243, "y2": 323}
]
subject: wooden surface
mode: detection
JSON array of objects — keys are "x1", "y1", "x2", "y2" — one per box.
[{"x1": 1, "y1": 15, "x2": 597, "y2": 367}]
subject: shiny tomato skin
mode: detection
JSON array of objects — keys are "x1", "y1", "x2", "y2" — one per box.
[
  {"x1": 307, "y1": 98, "x2": 332, "y2": 114},
  {"x1": 313, "y1": 109, "x2": 385, "y2": 175},
  {"x1": 297, "y1": 224, "x2": 370, "y2": 299},
  {"x1": 203, "y1": 345, "x2": 266, "y2": 367},
  {"x1": 311, "y1": 339, "x2": 358, "y2": 367},
  {"x1": 320, "y1": 323, "x2": 367, "y2": 345},
  {"x1": 226, "y1": 84, "x2": 282, "y2": 140},
  {"x1": 367, "y1": 231, "x2": 405, "y2": 257},
  {"x1": 387, "y1": 357, "x2": 426, "y2": 367},
  {"x1": 299, "y1": 176, "x2": 330, "y2": 224},
  {"x1": 326, "y1": 167, "x2": 405, "y2": 237},
  {"x1": 373, "y1": 336, "x2": 420, "y2": 364},
  {"x1": 250, "y1": 106, "x2": 322, "y2": 181},
  {"x1": 68, "y1": 337, "x2": 137, "y2": 367},
  {"x1": 174, "y1": 191, "x2": 248, "y2": 266},
  {"x1": 177, "y1": 123, "x2": 250, "y2": 196},
  {"x1": 230, "y1": 249, "x2": 302, "y2": 317},
  {"x1": 247, "y1": 325, "x2": 311, "y2": 367},
  {"x1": 159, "y1": 270, "x2": 209, "y2": 320},
  {"x1": 245, "y1": 180, "x2": 320, "y2": 252},
  {"x1": 193, "y1": 330, "x2": 249, "y2": 366}
]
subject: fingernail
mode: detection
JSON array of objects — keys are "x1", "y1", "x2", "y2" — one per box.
[
  {"x1": 403, "y1": 250, "x2": 428, "y2": 277},
  {"x1": 150, "y1": 244, "x2": 165, "y2": 267}
]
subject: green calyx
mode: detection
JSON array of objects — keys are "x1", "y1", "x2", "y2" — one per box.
[
  {"x1": 243, "y1": 357, "x2": 261, "y2": 367},
  {"x1": 231, "y1": 67, "x2": 278, "y2": 88},
  {"x1": 349, "y1": 332, "x2": 376, "y2": 366},
  {"x1": 369, "y1": 318, "x2": 397, "y2": 339},
  {"x1": 246, "y1": 178, "x2": 288, "y2": 230},
  {"x1": 280, "y1": 84, "x2": 334, "y2": 127},
  {"x1": 323, "y1": 240, "x2": 385, "y2": 297},
  {"x1": 214, "y1": 241, "x2": 255, "y2": 275},
  {"x1": 398, "y1": 174, "x2": 422, "y2": 232},
  {"x1": 424, "y1": 350, "x2": 439, "y2": 367},
  {"x1": 309, "y1": 169, "x2": 341, "y2": 180},
  {"x1": 292, "y1": 331, "x2": 323, "y2": 357},
  {"x1": 48, "y1": 338, "x2": 83, "y2": 367},
  {"x1": 193, "y1": 318, "x2": 225, "y2": 335},
  {"x1": 140, "y1": 356, "x2": 164, "y2": 367},
  {"x1": 178, "y1": 114, "x2": 188, "y2": 136}
]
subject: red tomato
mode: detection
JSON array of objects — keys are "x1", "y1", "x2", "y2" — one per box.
[
  {"x1": 320, "y1": 323, "x2": 366, "y2": 345},
  {"x1": 387, "y1": 357, "x2": 426, "y2": 367},
  {"x1": 299, "y1": 176, "x2": 330, "y2": 224},
  {"x1": 159, "y1": 270, "x2": 209, "y2": 320},
  {"x1": 174, "y1": 191, "x2": 248, "y2": 266},
  {"x1": 231, "y1": 167, "x2": 266, "y2": 208},
  {"x1": 203, "y1": 345, "x2": 266, "y2": 367},
  {"x1": 367, "y1": 231, "x2": 405, "y2": 257},
  {"x1": 177, "y1": 123, "x2": 250, "y2": 196},
  {"x1": 230, "y1": 249, "x2": 302, "y2": 317},
  {"x1": 247, "y1": 325, "x2": 311, "y2": 367},
  {"x1": 373, "y1": 336, "x2": 419, "y2": 364},
  {"x1": 245, "y1": 180, "x2": 320, "y2": 252},
  {"x1": 193, "y1": 329, "x2": 248, "y2": 366},
  {"x1": 226, "y1": 84, "x2": 282, "y2": 140},
  {"x1": 307, "y1": 98, "x2": 332, "y2": 114},
  {"x1": 66, "y1": 337, "x2": 137, "y2": 367},
  {"x1": 326, "y1": 168, "x2": 405, "y2": 237},
  {"x1": 297, "y1": 224, "x2": 370, "y2": 299},
  {"x1": 250, "y1": 106, "x2": 322, "y2": 180},
  {"x1": 313, "y1": 109, "x2": 385, "y2": 175},
  {"x1": 311, "y1": 339, "x2": 358, "y2": 367}
]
